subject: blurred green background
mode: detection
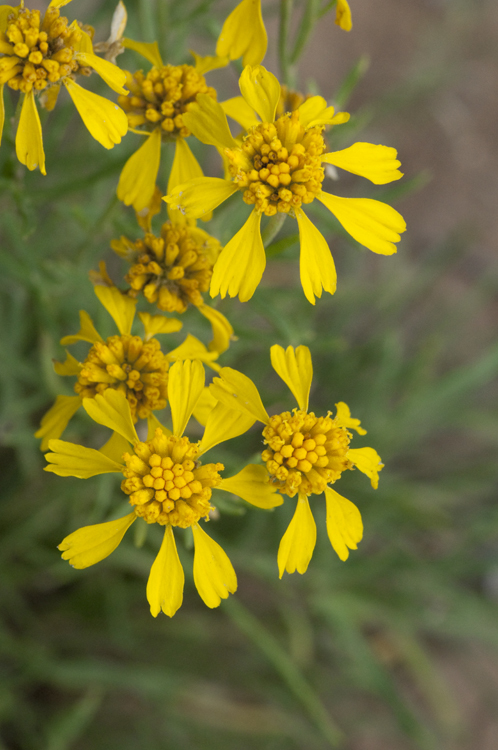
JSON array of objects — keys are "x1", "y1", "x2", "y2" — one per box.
[{"x1": 1, "y1": 0, "x2": 498, "y2": 748}]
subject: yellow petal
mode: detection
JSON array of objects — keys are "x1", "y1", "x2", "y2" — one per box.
[
  {"x1": 94, "y1": 285, "x2": 136, "y2": 335},
  {"x1": 209, "y1": 367, "x2": 269, "y2": 424},
  {"x1": 221, "y1": 95, "x2": 260, "y2": 130},
  {"x1": 53, "y1": 350, "x2": 81, "y2": 376},
  {"x1": 122, "y1": 38, "x2": 163, "y2": 67},
  {"x1": 325, "y1": 487, "x2": 362, "y2": 561},
  {"x1": 347, "y1": 447, "x2": 384, "y2": 489},
  {"x1": 74, "y1": 51, "x2": 128, "y2": 95},
  {"x1": 198, "y1": 401, "x2": 255, "y2": 454},
  {"x1": 190, "y1": 50, "x2": 229, "y2": 75},
  {"x1": 48, "y1": 0, "x2": 73, "y2": 8},
  {"x1": 146, "y1": 412, "x2": 172, "y2": 440},
  {"x1": 99, "y1": 430, "x2": 131, "y2": 463},
  {"x1": 167, "y1": 138, "x2": 204, "y2": 223},
  {"x1": 277, "y1": 494, "x2": 317, "y2": 578},
  {"x1": 192, "y1": 387, "x2": 217, "y2": 427},
  {"x1": 117, "y1": 128, "x2": 161, "y2": 211},
  {"x1": 35, "y1": 395, "x2": 81, "y2": 451},
  {"x1": 164, "y1": 176, "x2": 238, "y2": 219},
  {"x1": 295, "y1": 208, "x2": 337, "y2": 304},
  {"x1": 335, "y1": 0, "x2": 352, "y2": 31},
  {"x1": 16, "y1": 89, "x2": 46, "y2": 175},
  {"x1": 63, "y1": 78, "x2": 128, "y2": 149},
  {"x1": 216, "y1": 0, "x2": 267, "y2": 67},
  {"x1": 297, "y1": 96, "x2": 349, "y2": 129},
  {"x1": 58, "y1": 512, "x2": 136, "y2": 569},
  {"x1": 239, "y1": 64, "x2": 280, "y2": 123},
  {"x1": 168, "y1": 359, "x2": 205, "y2": 437},
  {"x1": 270, "y1": 344, "x2": 313, "y2": 412},
  {"x1": 317, "y1": 191, "x2": 406, "y2": 255},
  {"x1": 218, "y1": 464, "x2": 283, "y2": 509},
  {"x1": 166, "y1": 333, "x2": 220, "y2": 370},
  {"x1": 197, "y1": 304, "x2": 235, "y2": 354},
  {"x1": 322, "y1": 143, "x2": 403, "y2": 185},
  {"x1": 45, "y1": 439, "x2": 124, "y2": 478},
  {"x1": 60, "y1": 310, "x2": 103, "y2": 346},
  {"x1": 146, "y1": 525, "x2": 184, "y2": 617},
  {"x1": 210, "y1": 209, "x2": 265, "y2": 302},
  {"x1": 0, "y1": 7, "x2": 17, "y2": 30},
  {"x1": 82, "y1": 389, "x2": 139, "y2": 445},
  {"x1": 335, "y1": 402, "x2": 367, "y2": 435},
  {"x1": 138, "y1": 311, "x2": 182, "y2": 341},
  {"x1": 0, "y1": 84, "x2": 4, "y2": 147},
  {"x1": 182, "y1": 94, "x2": 236, "y2": 150},
  {"x1": 192, "y1": 523, "x2": 237, "y2": 608}
]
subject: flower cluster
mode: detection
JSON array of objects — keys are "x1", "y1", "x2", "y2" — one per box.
[{"x1": 23, "y1": 0, "x2": 402, "y2": 618}]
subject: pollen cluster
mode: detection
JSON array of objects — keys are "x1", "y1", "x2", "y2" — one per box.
[
  {"x1": 113, "y1": 222, "x2": 221, "y2": 313},
  {"x1": 121, "y1": 429, "x2": 223, "y2": 527},
  {"x1": 0, "y1": 6, "x2": 90, "y2": 98},
  {"x1": 118, "y1": 64, "x2": 216, "y2": 138},
  {"x1": 226, "y1": 110, "x2": 325, "y2": 217},
  {"x1": 261, "y1": 410, "x2": 353, "y2": 497},
  {"x1": 74, "y1": 335, "x2": 169, "y2": 421}
]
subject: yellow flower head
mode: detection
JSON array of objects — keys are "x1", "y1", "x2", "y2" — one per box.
[
  {"x1": 47, "y1": 364, "x2": 280, "y2": 616},
  {"x1": 209, "y1": 344, "x2": 383, "y2": 576},
  {"x1": 112, "y1": 219, "x2": 222, "y2": 314},
  {"x1": 164, "y1": 65, "x2": 406, "y2": 304},
  {"x1": 34, "y1": 284, "x2": 223, "y2": 450},
  {"x1": 0, "y1": 0, "x2": 129, "y2": 173}
]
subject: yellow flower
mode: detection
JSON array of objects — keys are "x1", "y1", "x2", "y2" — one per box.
[
  {"x1": 0, "y1": 0, "x2": 129, "y2": 173},
  {"x1": 209, "y1": 344, "x2": 383, "y2": 577},
  {"x1": 164, "y1": 65, "x2": 406, "y2": 304},
  {"x1": 110, "y1": 211, "x2": 235, "y2": 354},
  {"x1": 47, "y1": 364, "x2": 280, "y2": 616},
  {"x1": 35, "y1": 284, "x2": 222, "y2": 450}
]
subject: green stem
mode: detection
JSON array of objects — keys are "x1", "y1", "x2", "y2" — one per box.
[
  {"x1": 278, "y1": 0, "x2": 294, "y2": 87},
  {"x1": 318, "y1": 0, "x2": 337, "y2": 20},
  {"x1": 224, "y1": 598, "x2": 344, "y2": 747},
  {"x1": 290, "y1": 0, "x2": 321, "y2": 65},
  {"x1": 261, "y1": 213, "x2": 286, "y2": 248}
]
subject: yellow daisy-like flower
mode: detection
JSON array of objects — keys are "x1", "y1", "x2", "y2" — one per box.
[
  {"x1": 110, "y1": 210, "x2": 234, "y2": 355},
  {"x1": 35, "y1": 284, "x2": 222, "y2": 451},
  {"x1": 209, "y1": 344, "x2": 383, "y2": 577},
  {"x1": 115, "y1": 0, "x2": 267, "y2": 213},
  {"x1": 0, "y1": 0, "x2": 129, "y2": 174},
  {"x1": 164, "y1": 65, "x2": 406, "y2": 304},
  {"x1": 47, "y1": 363, "x2": 280, "y2": 616}
]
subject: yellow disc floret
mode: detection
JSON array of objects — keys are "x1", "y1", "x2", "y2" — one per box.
[
  {"x1": 113, "y1": 222, "x2": 221, "y2": 313},
  {"x1": 261, "y1": 409, "x2": 353, "y2": 497},
  {"x1": 118, "y1": 64, "x2": 217, "y2": 138},
  {"x1": 225, "y1": 110, "x2": 325, "y2": 217},
  {"x1": 121, "y1": 429, "x2": 223, "y2": 527},
  {"x1": 0, "y1": 6, "x2": 91, "y2": 96},
  {"x1": 75, "y1": 335, "x2": 169, "y2": 421}
]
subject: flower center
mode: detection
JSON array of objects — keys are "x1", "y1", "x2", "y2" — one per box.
[
  {"x1": 0, "y1": 7, "x2": 89, "y2": 95},
  {"x1": 226, "y1": 111, "x2": 325, "y2": 217},
  {"x1": 121, "y1": 429, "x2": 223, "y2": 527},
  {"x1": 261, "y1": 409, "x2": 353, "y2": 497},
  {"x1": 118, "y1": 64, "x2": 217, "y2": 138},
  {"x1": 74, "y1": 335, "x2": 169, "y2": 421},
  {"x1": 114, "y1": 222, "x2": 221, "y2": 313}
]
